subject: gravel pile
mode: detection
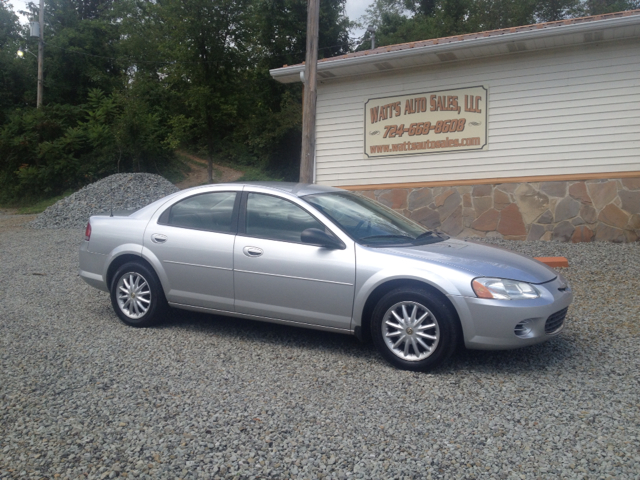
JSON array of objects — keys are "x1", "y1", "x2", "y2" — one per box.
[
  {"x1": 29, "y1": 173, "x2": 179, "y2": 229},
  {"x1": 1, "y1": 225, "x2": 639, "y2": 479}
]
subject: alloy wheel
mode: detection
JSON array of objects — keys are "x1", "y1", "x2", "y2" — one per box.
[
  {"x1": 116, "y1": 272, "x2": 152, "y2": 319},
  {"x1": 381, "y1": 301, "x2": 440, "y2": 361}
]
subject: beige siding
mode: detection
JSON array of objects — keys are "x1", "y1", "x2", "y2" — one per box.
[{"x1": 314, "y1": 40, "x2": 640, "y2": 186}]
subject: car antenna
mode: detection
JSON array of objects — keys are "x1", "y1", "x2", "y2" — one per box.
[{"x1": 110, "y1": 168, "x2": 114, "y2": 217}]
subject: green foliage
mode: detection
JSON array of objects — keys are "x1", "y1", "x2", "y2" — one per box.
[
  {"x1": 114, "y1": 0, "x2": 350, "y2": 182},
  {"x1": 0, "y1": 104, "x2": 80, "y2": 200},
  {"x1": 466, "y1": 0, "x2": 538, "y2": 31},
  {"x1": 358, "y1": 0, "x2": 640, "y2": 48},
  {"x1": 535, "y1": 0, "x2": 582, "y2": 22},
  {"x1": 0, "y1": 2, "x2": 32, "y2": 122},
  {"x1": 358, "y1": 0, "x2": 474, "y2": 47},
  {"x1": 17, "y1": 0, "x2": 123, "y2": 106},
  {"x1": 584, "y1": 0, "x2": 640, "y2": 14},
  {"x1": 244, "y1": 0, "x2": 350, "y2": 180},
  {"x1": 256, "y1": 0, "x2": 351, "y2": 68},
  {"x1": 0, "y1": 89, "x2": 175, "y2": 202},
  {"x1": 163, "y1": 115, "x2": 197, "y2": 151}
]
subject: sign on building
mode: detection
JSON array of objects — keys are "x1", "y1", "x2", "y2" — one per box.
[{"x1": 365, "y1": 86, "x2": 487, "y2": 157}]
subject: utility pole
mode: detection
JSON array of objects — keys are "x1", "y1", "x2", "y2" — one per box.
[
  {"x1": 37, "y1": 0, "x2": 44, "y2": 108},
  {"x1": 300, "y1": 0, "x2": 319, "y2": 184}
]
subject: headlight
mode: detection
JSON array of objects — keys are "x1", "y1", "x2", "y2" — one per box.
[{"x1": 472, "y1": 278, "x2": 540, "y2": 300}]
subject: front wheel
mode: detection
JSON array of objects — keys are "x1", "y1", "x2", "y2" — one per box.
[
  {"x1": 110, "y1": 262, "x2": 167, "y2": 327},
  {"x1": 371, "y1": 287, "x2": 458, "y2": 371}
]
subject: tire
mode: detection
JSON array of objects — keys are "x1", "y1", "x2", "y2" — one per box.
[
  {"x1": 371, "y1": 287, "x2": 458, "y2": 371},
  {"x1": 110, "y1": 262, "x2": 168, "y2": 327}
]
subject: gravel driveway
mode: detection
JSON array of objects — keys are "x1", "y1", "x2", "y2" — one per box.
[{"x1": 1, "y1": 218, "x2": 639, "y2": 479}]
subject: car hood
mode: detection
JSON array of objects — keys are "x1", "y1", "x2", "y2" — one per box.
[{"x1": 384, "y1": 238, "x2": 557, "y2": 284}]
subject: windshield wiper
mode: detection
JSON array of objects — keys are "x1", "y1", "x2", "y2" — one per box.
[
  {"x1": 414, "y1": 231, "x2": 436, "y2": 241},
  {"x1": 360, "y1": 234, "x2": 415, "y2": 242}
]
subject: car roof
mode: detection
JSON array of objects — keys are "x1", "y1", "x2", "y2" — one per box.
[{"x1": 240, "y1": 182, "x2": 345, "y2": 198}]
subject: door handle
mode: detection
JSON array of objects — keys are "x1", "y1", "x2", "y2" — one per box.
[
  {"x1": 243, "y1": 246, "x2": 263, "y2": 257},
  {"x1": 151, "y1": 234, "x2": 168, "y2": 244}
]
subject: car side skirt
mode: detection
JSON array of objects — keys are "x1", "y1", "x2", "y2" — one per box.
[{"x1": 169, "y1": 302, "x2": 354, "y2": 335}]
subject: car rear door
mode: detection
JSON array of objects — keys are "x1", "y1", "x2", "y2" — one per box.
[
  {"x1": 144, "y1": 189, "x2": 240, "y2": 312},
  {"x1": 233, "y1": 190, "x2": 356, "y2": 331}
]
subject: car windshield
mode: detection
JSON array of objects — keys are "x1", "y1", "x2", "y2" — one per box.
[{"x1": 302, "y1": 192, "x2": 446, "y2": 246}]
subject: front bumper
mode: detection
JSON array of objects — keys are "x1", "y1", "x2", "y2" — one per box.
[{"x1": 451, "y1": 276, "x2": 573, "y2": 350}]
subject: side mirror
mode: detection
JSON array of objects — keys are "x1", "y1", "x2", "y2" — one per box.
[{"x1": 301, "y1": 228, "x2": 346, "y2": 250}]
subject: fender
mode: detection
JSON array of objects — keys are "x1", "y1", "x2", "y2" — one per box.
[
  {"x1": 101, "y1": 244, "x2": 172, "y2": 296},
  {"x1": 351, "y1": 265, "x2": 478, "y2": 342},
  {"x1": 101, "y1": 243, "x2": 145, "y2": 286}
]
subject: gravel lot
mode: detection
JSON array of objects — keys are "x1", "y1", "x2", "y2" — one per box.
[{"x1": 1, "y1": 216, "x2": 639, "y2": 479}]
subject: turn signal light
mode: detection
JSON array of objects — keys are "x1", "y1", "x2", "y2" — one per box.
[{"x1": 472, "y1": 280, "x2": 494, "y2": 299}]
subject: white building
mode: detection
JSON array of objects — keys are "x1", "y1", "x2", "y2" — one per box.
[{"x1": 271, "y1": 10, "x2": 640, "y2": 242}]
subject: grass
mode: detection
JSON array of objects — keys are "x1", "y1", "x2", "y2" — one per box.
[
  {"x1": 156, "y1": 153, "x2": 192, "y2": 184},
  {"x1": 0, "y1": 189, "x2": 76, "y2": 215},
  {"x1": 235, "y1": 166, "x2": 283, "y2": 182}
]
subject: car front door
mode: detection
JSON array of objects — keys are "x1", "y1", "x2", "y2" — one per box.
[
  {"x1": 144, "y1": 190, "x2": 240, "y2": 312},
  {"x1": 233, "y1": 191, "x2": 355, "y2": 331}
]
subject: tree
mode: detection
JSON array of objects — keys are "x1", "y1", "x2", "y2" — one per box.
[
  {"x1": 119, "y1": 0, "x2": 254, "y2": 183},
  {"x1": 467, "y1": 0, "x2": 538, "y2": 31},
  {"x1": 248, "y1": 0, "x2": 351, "y2": 179},
  {"x1": 27, "y1": 0, "x2": 123, "y2": 106},
  {"x1": 0, "y1": 2, "x2": 32, "y2": 121},
  {"x1": 358, "y1": 0, "x2": 471, "y2": 47},
  {"x1": 257, "y1": 0, "x2": 351, "y2": 69},
  {"x1": 583, "y1": 0, "x2": 640, "y2": 14},
  {"x1": 535, "y1": 0, "x2": 581, "y2": 21},
  {"x1": 357, "y1": 0, "x2": 640, "y2": 50},
  {"x1": 117, "y1": 0, "x2": 351, "y2": 182}
]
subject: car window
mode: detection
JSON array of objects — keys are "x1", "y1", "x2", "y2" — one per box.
[
  {"x1": 164, "y1": 192, "x2": 237, "y2": 233},
  {"x1": 245, "y1": 193, "x2": 325, "y2": 243}
]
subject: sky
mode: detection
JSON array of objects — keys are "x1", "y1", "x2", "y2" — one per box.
[
  {"x1": 346, "y1": 0, "x2": 370, "y2": 37},
  {"x1": 8, "y1": 0, "x2": 30, "y2": 21}
]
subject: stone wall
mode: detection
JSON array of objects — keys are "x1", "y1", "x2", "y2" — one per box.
[{"x1": 360, "y1": 177, "x2": 640, "y2": 242}]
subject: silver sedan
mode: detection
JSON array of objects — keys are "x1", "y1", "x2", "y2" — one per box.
[{"x1": 79, "y1": 182, "x2": 573, "y2": 371}]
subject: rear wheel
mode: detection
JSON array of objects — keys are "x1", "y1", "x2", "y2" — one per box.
[
  {"x1": 371, "y1": 287, "x2": 458, "y2": 371},
  {"x1": 110, "y1": 262, "x2": 167, "y2": 327}
]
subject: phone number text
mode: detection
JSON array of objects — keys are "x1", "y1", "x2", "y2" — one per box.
[{"x1": 383, "y1": 119, "x2": 467, "y2": 138}]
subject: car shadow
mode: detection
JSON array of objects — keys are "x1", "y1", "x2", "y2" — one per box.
[
  {"x1": 156, "y1": 308, "x2": 375, "y2": 360},
  {"x1": 156, "y1": 308, "x2": 576, "y2": 374}
]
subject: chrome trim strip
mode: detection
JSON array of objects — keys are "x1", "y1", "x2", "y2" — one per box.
[
  {"x1": 168, "y1": 302, "x2": 354, "y2": 334},
  {"x1": 234, "y1": 269, "x2": 354, "y2": 286},
  {"x1": 163, "y1": 260, "x2": 232, "y2": 271}
]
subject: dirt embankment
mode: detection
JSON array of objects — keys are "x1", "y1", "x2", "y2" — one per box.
[{"x1": 175, "y1": 152, "x2": 243, "y2": 189}]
